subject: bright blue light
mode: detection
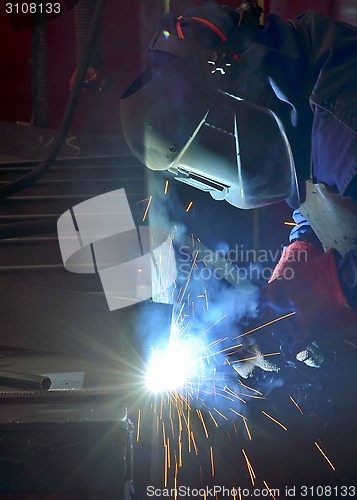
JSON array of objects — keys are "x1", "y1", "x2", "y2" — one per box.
[{"x1": 146, "y1": 339, "x2": 199, "y2": 394}]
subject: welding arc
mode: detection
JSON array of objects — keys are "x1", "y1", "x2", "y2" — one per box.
[{"x1": 0, "y1": 0, "x2": 107, "y2": 201}]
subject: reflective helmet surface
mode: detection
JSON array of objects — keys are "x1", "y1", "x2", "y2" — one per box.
[{"x1": 120, "y1": 53, "x2": 300, "y2": 209}]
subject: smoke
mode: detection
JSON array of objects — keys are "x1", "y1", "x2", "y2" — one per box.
[{"x1": 141, "y1": 170, "x2": 284, "y2": 420}]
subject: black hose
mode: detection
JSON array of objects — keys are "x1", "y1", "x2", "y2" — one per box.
[{"x1": 0, "y1": 0, "x2": 107, "y2": 200}]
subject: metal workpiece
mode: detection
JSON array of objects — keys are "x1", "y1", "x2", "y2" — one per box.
[
  {"x1": 0, "y1": 353, "x2": 132, "y2": 497},
  {"x1": 0, "y1": 370, "x2": 52, "y2": 391}
]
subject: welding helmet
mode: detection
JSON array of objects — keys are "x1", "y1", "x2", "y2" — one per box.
[{"x1": 120, "y1": 52, "x2": 300, "y2": 209}]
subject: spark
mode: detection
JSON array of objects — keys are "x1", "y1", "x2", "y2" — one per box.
[
  {"x1": 314, "y1": 441, "x2": 336, "y2": 471},
  {"x1": 178, "y1": 434, "x2": 182, "y2": 467},
  {"x1": 196, "y1": 409, "x2": 209, "y2": 438},
  {"x1": 214, "y1": 407, "x2": 228, "y2": 421},
  {"x1": 233, "y1": 312, "x2": 296, "y2": 340},
  {"x1": 240, "y1": 394, "x2": 266, "y2": 400},
  {"x1": 230, "y1": 352, "x2": 281, "y2": 364},
  {"x1": 238, "y1": 379, "x2": 263, "y2": 396},
  {"x1": 208, "y1": 411, "x2": 219, "y2": 427},
  {"x1": 284, "y1": 221, "x2": 297, "y2": 226},
  {"x1": 263, "y1": 480, "x2": 277, "y2": 500},
  {"x1": 167, "y1": 437, "x2": 171, "y2": 468},
  {"x1": 242, "y1": 448, "x2": 256, "y2": 486},
  {"x1": 178, "y1": 251, "x2": 199, "y2": 303},
  {"x1": 203, "y1": 336, "x2": 228, "y2": 351},
  {"x1": 191, "y1": 431, "x2": 199, "y2": 455},
  {"x1": 174, "y1": 477, "x2": 177, "y2": 500},
  {"x1": 205, "y1": 342, "x2": 243, "y2": 359},
  {"x1": 198, "y1": 314, "x2": 227, "y2": 339},
  {"x1": 261, "y1": 411, "x2": 288, "y2": 431},
  {"x1": 185, "y1": 201, "x2": 193, "y2": 212},
  {"x1": 290, "y1": 396, "x2": 304, "y2": 415},
  {"x1": 187, "y1": 401, "x2": 191, "y2": 453},
  {"x1": 243, "y1": 418, "x2": 252, "y2": 440},
  {"x1": 230, "y1": 407, "x2": 247, "y2": 420},
  {"x1": 210, "y1": 446, "x2": 215, "y2": 476},
  {"x1": 164, "y1": 179, "x2": 169, "y2": 195},
  {"x1": 142, "y1": 195, "x2": 152, "y2": 221},
  {"x1": 170, "y1": 416, "x2": 175, "y2": 439},
  {"x1": 225, "y1": 387, "x2": 246, "y2": 404},
  {"x1": 160, "y1": 397, "x2": 164, "y2": 419},
  {"x1": 136, "y1": 409, "x2": 141, "y2": 442},
  {"x1": 164, "y1": 441, "x2": 168, "y2": 487},
  {"x1": 162, "y1": 421, "x2": 166, "y2": 447}
]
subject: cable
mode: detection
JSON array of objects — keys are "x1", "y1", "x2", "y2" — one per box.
[{"x1": 0, "y1": 0, "x2": 107, "y2": 200}]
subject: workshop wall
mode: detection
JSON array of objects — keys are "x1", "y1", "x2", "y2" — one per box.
[{"x1": 1, "y1": 0, "x2": 356, "y2": 135}]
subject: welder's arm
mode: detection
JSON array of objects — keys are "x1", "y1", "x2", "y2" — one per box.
[
  {"x1": 233, "y1": 240, "x2": 357, "y2": 378},
  {"x1": 265, "y1": 244, "x2": 357, "y2": 337}
]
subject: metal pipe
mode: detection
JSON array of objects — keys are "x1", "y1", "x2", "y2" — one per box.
[{"x1": 0, "y1": 370, "x2": 52, "y2": 391}]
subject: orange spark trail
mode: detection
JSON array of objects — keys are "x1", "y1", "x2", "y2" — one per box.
[
  {"x1": 164, "y1": 442, "x2": 168, "y2": 487},
  {"x1": 205, "y1": 342, "x2": 243, "y2": 359},
  {"x1": 198, "y1": 314, "x2": 227, "y2": 339},
  {"x1": 230, "y1": 407, "x2": 247, "y2": 420},
  {"x1": 191, "y1": 431, "x2": 199, "y2": 455},
  {"x1": 178, "y1": 251, "x2": 199, "y2": 303},
  {"x1": 142, "y1": 195, "x2": 152, "y2": 221},
  {"x1": 261, "y1": 411, "x2": 288, "y2": 431},
  {"x1": 136, "y1": 409, "x2": 141, "y2": 442},
  {"x1": 210, "y1": 446, "x2": 215, "y2": 476},
  {"x1": 167, "y1": 437, "x2": 171, "y2": 468},
  {"x1": 233, "y1": 312, "x2": 296, "y2": 340},
  {"x1": 290, "y1": 396, "x2": 304, "y2": 415},
  {"x1": 243, "y1": 418, "x2": 252, "y2": 440},
  {"x1": 230, "y1": 352, "x2": 281, "y2": 363},
  {"x1": 214, "y1": 407, "x2": 228, "y2": 421},
  {"x1": 162, "y1": 421, "x2": 166, "y2": 447},
  {"x1": 242, "y1": 448, "x2": 256, "y2": 486},
  {"x1": 196, "y1": 409, "x2": 209, "y2": 438},
  {"x1": 284, "y1": 221, "x2": 297, "y2": 226},
  {"x1": 186, "y1": 201, "x2": 193, "y2": 212},
  {"x1": 314, "y1": 442, "x2": 336, "y2": 471},
  {"x1": 164, "y1": 180, "x2": 169, "y2": 195},
  {"x1": 238, "y1": 379, "x2": 263, "y2": 396},
  {"x1": 208, "y1": 411, "x2": 219, "y2": 427},
  {"x1": 263, "y1": 480, "x2": 277, "y2": 500}
]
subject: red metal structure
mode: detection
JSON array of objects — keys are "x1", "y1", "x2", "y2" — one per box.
[{"x1": 1, "y1": 0, "x2": 355, "y2": 136}]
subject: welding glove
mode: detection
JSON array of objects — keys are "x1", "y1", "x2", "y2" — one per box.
[{"x1": 233, "y1": 241, "x2": 357, "y2": 378}]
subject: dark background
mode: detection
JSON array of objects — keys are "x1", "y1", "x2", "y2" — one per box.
[{"x1": 0, "y1": 0, "x2": 357, "y2": 498}]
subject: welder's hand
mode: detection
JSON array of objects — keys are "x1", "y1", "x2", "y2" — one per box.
[
  {"x1": 232, "y1": 241, "x2": 357, "y2": 378},
  {"x1": 230, "y1": 339, "x2": 280, "y2": 379}
]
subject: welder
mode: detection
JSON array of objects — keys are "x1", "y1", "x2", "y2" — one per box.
[{"x1": 120, "y1": 1, "x2": 357, "y2": 376}]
